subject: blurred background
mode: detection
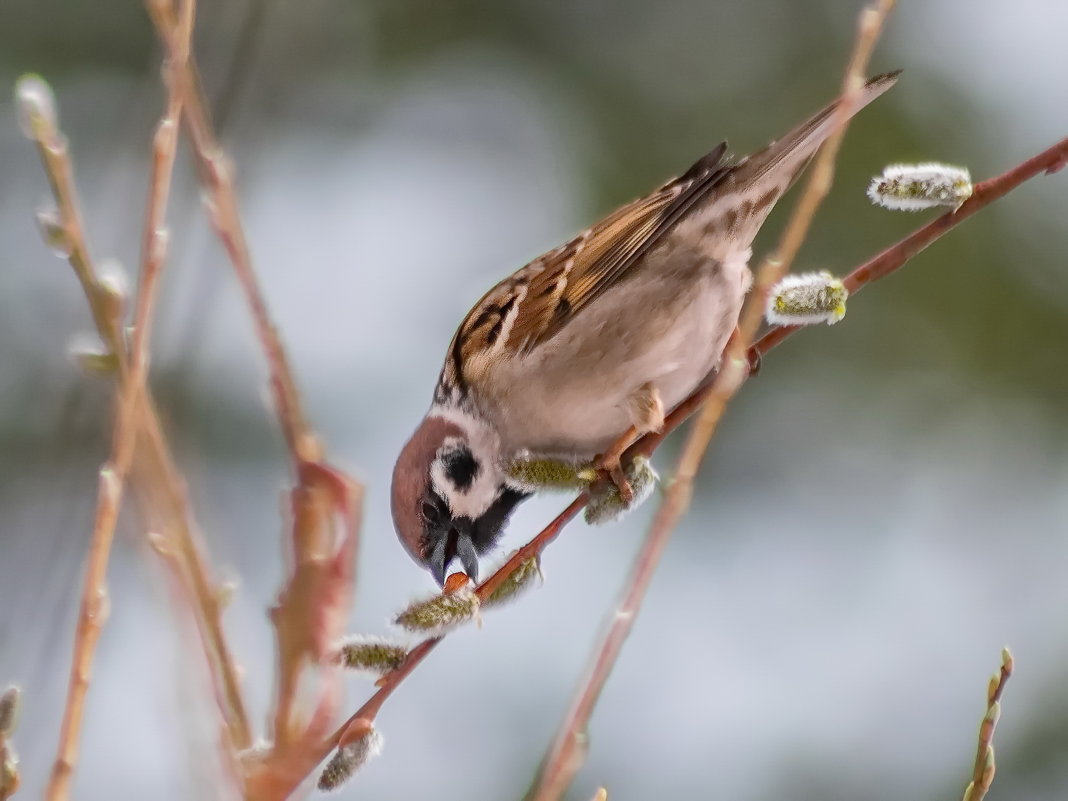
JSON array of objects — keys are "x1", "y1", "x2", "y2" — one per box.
[{"x1": 1, "y1": 0, "x2": 1067, "y2": 798}]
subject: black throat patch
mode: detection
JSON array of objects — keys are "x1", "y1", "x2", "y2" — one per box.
[{"x1": 469, "y1": 486, "x2": 531, "y2": 554}]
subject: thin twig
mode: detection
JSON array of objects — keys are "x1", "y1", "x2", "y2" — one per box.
[
  {"x1": 27, "y1": 108, "x2": 248, "y2": 756},
  {"x1": 21, "y1": 24, "x2": 252, "y2": 755},
  {"x1": 26, "y1": 7, "x2": 253, "y2": 759},
  {"x1": 146, "y1": 0, "x2": 317, "y2": 466},
  {"x1": 45, "y1": 470, "x2": 122, "y2": 801},
  {"x1": 269, "y1": 463, "x2": 363, "y2": 748},
  {"x1": 0, "y1": 687, "x2": 21, "y2": 800},
  {"x1": 145, "y1": 6, "x2": 366, "y2": 794},
  {"x1": 148, "y1": 6, "x2": 253, "y2": 753},
  {"x1": 42, "y1": 3, "x2": 195, "y2": 798},
  {"x1": 962, "y1": 648, "x2": 1013, "y2": 801},
  {"x1": 21, "y1": 92, "x2": 125, "y2": 374},
  {"x1": 134, "y1": 402, "x2": 253, "y2": 752}
]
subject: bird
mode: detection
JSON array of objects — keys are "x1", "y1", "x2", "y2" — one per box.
[{"x1": 392, "y1": 71, "x2": 899, "y2": 585}]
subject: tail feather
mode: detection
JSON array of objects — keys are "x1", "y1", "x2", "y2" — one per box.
[
  {"x1": 696, "y1": 70, "x2": 899, "y2": 251},
  {"x1": 730, "y1": 70, "x2": 900, "y2": 189}
]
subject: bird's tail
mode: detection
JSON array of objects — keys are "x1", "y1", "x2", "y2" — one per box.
[
  {"x1": 720, "y1": 70, "x2": 900, "y2": 246},
  {"x1": 731, "y1": 70, "x2": 900, "y2": 189}
]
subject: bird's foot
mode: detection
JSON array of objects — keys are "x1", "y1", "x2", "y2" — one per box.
[
  {"x1": 595, "y1": 384, "x2": 664, "y2": 504},
  {"x1": 604, "y1": 460, "x2": 635, "y2": 506},
  {"x1": 585, "y1": 456, "x2": 658, "y2": 526},
  {"x1": 506, "y1": 449, "x2": 658, "y2": 525},
  {"x1": 596, "y1": 422, "x2": 643, "y2": 505}
]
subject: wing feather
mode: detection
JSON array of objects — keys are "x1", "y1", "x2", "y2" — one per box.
[
  {"x1": 448, "y1": 146, "x2": 729, "y2": 386},
  {"x1": 506, "y1": 143, "x2": 730, "y2": 352}
]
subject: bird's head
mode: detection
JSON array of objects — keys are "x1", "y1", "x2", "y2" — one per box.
[{"x1": 391, "y1": 413, "x2": 529, "y2": 585}]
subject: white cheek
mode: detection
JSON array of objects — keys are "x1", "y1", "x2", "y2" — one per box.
[
  {"x1": 429, "y1": 460, "x2": 451, "y2": 502},
  {"x1": 430, "y1": 458, "x2": 503, "y2": 521}
]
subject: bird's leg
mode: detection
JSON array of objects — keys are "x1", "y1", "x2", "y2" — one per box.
[
  {"x1": 598, "y1": 428, "x2": 636, "y2": 504},
  {"x1": 585, "y1": 456, "x2": 658, "y2": 525},
  {"x1": 598, "y1": 383, "x2": 664, "y2": 504},
  {"x1": 629, "y1": 381, "x2": 666, "y2": 434}
]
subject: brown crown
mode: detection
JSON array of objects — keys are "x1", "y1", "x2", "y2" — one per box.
[{"x1": 390, "y1": 415, "x2": 464, "y2": 563}]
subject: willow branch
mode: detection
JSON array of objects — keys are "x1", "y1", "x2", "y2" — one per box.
[
  {"x1": 289, "y1": 92, "x2": 1068, "y2": 801},
  {"x1": 962, "y1": 648, "x2": 1013, "y2": 801},
  {"x1": 138, "y1": 0, "x2": 259, "y2": 753},
  {"x1": 23, "y1": 65, "x2": 252, "y2": 755},
  {"x1": 146, "y1": 1, "x2": 317, "y2": 467},
  {"x1": 752, "y1": 132, "x2": 1068, "y2": 358},
  {"x1": 41, "y1": 3, "x2": 195, "y2": 798},
  {"x1": 146, "y1": 6, "x2": 365, "y2": 792},
  {"x1": 20, "y1": 95, "x2": 124, "y2": 373},
  {"x1": 0, "y1": 687, "x2": 21, "y2": 800}
]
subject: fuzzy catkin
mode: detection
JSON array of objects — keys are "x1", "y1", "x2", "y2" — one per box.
[
  {"x1": 867, "y1": 163, "x2": 973, "y2": 211},
  {"x1": 333, "y1": 637, "x2": 409, "y2": 677},
  {"x1": 393, "y1": 587, "x2": 480, "y2": 637},
  {"x1": 318, "y1": 729, "x2": 383, "y2": 791}
]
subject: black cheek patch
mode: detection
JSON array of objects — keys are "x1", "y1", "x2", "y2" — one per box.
[{"x1": 442, "y1": 447, "x2": 480, "y2": 492}]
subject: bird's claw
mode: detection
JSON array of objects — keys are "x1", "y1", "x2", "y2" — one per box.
[
  {"x1": 504, "y1": 452, "x2": 656, "y2": 525},
  {"x1": 585, "y1": 457, "x2": 658, "y2": 525},
  {"x1": 603, "y1": 459, "x2": 635, "y2": 506}
]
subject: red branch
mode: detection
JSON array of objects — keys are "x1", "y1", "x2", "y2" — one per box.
[{"x1": 752, "y1": 135, "x2": 1068, "y2": 358}]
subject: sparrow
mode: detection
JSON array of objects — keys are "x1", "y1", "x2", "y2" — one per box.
[{"x1": 393, "y1": 71, "x2": 899, "y2": 585}]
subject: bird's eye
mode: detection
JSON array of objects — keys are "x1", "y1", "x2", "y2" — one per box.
[{"x1": 421, "y1": 501, "x2": 439, "y2": 524}]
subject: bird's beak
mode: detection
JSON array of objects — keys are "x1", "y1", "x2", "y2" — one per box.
[
  {"x1": 427, "y1": 520, "x2": 479, "y2": 587},
  {"x1": 454, "y1": 526, "x2": 479, "y2": 583}
]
